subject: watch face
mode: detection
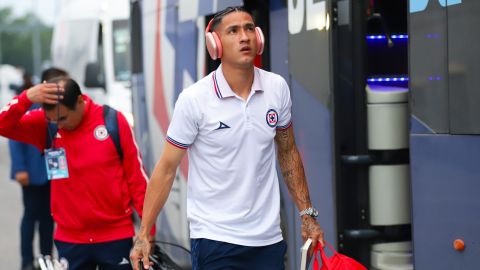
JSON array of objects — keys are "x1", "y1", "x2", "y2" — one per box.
[{"x1": 309, "y1": 208, "x2": 318, "y2": 217}]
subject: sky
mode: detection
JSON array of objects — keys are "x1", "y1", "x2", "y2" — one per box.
[{"x1": 0, "y1": 0, "x2": 57, "y2": 26}]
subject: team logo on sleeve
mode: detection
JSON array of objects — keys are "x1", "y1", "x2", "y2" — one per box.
[
  {"x1": 94, "y1": 125, "x2": 109, "y2": 141},
  {"x1": 266, "y1": 109, "x2": 278, "y2": 127}
]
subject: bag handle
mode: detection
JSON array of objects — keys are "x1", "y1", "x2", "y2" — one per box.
[{"x1": 313, "y1": 242, "x2": 337, "y2": 269}]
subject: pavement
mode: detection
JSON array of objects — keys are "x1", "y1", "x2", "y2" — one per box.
[{"x1": 0, "y1": 136, "x2": 23, "y2": 268}]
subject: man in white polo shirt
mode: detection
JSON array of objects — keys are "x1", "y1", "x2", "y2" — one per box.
[{"x1": 131, "y1": 6, "x2": 324, "y2": 270}]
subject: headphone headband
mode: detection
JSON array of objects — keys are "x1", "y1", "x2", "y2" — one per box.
[{"x1": 205, "y1": 19, "x2": 214, "y2": 33}]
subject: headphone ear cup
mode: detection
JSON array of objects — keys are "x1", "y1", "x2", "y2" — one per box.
[
  {"x1": 205, "y1": 32, "x2": 218, "y2": 60},
  {"x1": 212, "y1": 32, "x2": 222, "y2": 59},
  {"x1": 255, "y1": 27, "x2": 265, "y2": 55},
  {"x1": 205, "y1": 32, "x2": 222, "y2": 60}
]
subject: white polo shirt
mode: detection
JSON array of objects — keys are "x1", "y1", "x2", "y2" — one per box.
[{"x1": 166, "y1": 64, "x2": 292, "y2": 246}]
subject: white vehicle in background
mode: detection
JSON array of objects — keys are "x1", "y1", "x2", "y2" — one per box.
[
  {"x1": 0, "y1": 64, "x2": 22, "y2": 108},
  {"x1": 51, "y1": 0, "x2": 133, "y2": 124}
]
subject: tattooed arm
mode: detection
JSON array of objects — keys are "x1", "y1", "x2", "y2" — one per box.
[
  {"x1": 275, "y1": 126, "x2": 325, "y2": 248},
  {"x1": 130, "y1": 142, "x2": 187, "y2": 270}
]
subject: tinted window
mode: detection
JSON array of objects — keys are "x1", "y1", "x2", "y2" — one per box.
[{"x1": 112, "y1": 19, "x2": 131, "y2": 81}]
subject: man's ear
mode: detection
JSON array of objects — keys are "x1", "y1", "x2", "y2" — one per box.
[{"x1": 77, "y1": 95, "x2": 84, "y2": 104}]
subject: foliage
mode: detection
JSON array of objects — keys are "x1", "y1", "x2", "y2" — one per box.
[{"x1": 0, "y1": 7, "x2": 53, "y2": 75}]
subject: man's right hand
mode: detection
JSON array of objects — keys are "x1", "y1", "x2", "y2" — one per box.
[
  {"x1": 130, "y1": 236, "x2": 152, "y2": 270},
  {"x1": 26, "y1": 83, "x2": 64, "y2": 104},
  {"x1": 15, "y1": 171, "x2": 29, "y2": 187}
]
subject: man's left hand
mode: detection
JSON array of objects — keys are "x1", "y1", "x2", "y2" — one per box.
[
  {"x1": 15, "y1": 171, "x2": 29, "y2": 187},
  {"x1": 301, "y1": 215, "x2": 324, "y2": 253}
]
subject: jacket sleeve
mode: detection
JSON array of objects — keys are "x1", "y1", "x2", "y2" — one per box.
[
  {"x1": 117, "y1": 111, "x2": 155, "y2": 234},
  {"x1": 0, "y1": 92, "x2": 47, "y2": 151},
  {"x1": 8, "y1": 139, "x2": 28, "y2": 180}
]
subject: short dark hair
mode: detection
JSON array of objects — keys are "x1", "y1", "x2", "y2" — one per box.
[
  {"x1": 41, "y1": 67, "x2": 69, "y2": 82},
  {"x1": 42, "y1": 77, "x2": 82, "y2": 111},
  {"x1": 209, "y1": 6, "x2": 252, "y2": 32}
]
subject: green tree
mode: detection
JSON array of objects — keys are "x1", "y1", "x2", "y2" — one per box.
[{"x1": 0, "y1": 7, "x2": 52, "y2": 76}]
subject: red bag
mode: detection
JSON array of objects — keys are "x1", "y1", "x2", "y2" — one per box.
[{"x1": 313, "y1": 242, "x2": 367, "y2": 270}]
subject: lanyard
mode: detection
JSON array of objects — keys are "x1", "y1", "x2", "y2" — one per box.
[{"x1": 46, "y1": 84, "x2": 61, "y2": 149}]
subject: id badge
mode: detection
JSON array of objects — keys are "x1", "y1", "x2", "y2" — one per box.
[{"x1": 45, "y1": 148, "x2": 69, "y2": 180}]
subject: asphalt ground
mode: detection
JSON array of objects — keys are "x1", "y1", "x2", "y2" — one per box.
[{"x1": 0, "y1": 136, "x2": 23, "y2": 268}]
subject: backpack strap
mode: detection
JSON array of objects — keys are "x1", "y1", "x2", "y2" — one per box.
[
  {"x1": 103, "y1": 105, "x2": 124, "y2": 161},
  {"x1": 44, "y1": 105, "x2": 123, "y2": 161}
]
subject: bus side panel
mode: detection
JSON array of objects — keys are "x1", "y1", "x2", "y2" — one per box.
[
  {"x1": 409, "y1": 0, "x2": 449, "y2": 134},
  {"x1": 410, "y1": 1, "x2": 480, "y2": 268},
  {"x1": 140, "y1": 2, "x2": 190, "y2": 258},
  {"x1": 270, "y1": 6, "x2": 299, "y2": 270},
  {"x1": 272, "y1": 1, "x2": 336, "y2": 267},
  {"x1": 448, "y1": 0, "x2": 480, "y2": 134},
  {"x1": 291, "y1": 77, "x2": 336, "y2": 264},
  {"x1": 410, "y1": 135, "x2": 480, "y2": 268},
  {"x1": 174, "y1": 21, "x2": 198, "y2": 101}
]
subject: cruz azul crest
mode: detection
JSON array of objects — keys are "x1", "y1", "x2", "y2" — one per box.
[{"x1": 266, "y1": 109, "x2": 278, "y2": 127}]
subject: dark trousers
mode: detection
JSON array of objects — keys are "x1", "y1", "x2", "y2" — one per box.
[
  {"x1": 20, "y1": 183, "x2": 54, "y2": 267},
  {"x1": 55, "y1": 238, "x2": 133, "y2": 270},
  {"x1": 191, "y1": 238, "x2": 287, "y2": 270}
]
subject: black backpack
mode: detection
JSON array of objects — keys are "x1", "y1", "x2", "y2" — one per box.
[{"x1": 46, "y1": 105, "x2": 123, "y2": 161}]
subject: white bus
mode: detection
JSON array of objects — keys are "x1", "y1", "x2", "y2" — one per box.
[
  {"x1": 0, "y1": 64, "x2": 22, "y2": 108},
  {"x1": 51, "y1": 0, "x2": 133, "y2": 124}
]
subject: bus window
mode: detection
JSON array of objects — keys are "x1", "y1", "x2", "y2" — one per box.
[{"x1": 112, "y1": 19, "x2": 131, "y2": 82}]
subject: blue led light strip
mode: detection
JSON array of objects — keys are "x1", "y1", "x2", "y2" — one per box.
[
  {"x1": 366, "y1": 34, "x2": 408, "y2": 40},
  {"x1": 367, "y1": 77, "x2": 409, "y2": 82}
]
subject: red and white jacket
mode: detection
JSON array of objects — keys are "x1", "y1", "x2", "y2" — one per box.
[{"x1": 0, "y1": 92, "x2": 152, "y2": 243}]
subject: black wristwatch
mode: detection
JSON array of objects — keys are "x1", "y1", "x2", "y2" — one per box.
[{"x1": 299, "y1": 207, "x2": 319, "y2": 218}]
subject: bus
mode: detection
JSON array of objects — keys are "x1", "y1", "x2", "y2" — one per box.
[{"x1": 51, "y1": 0, "x2": 133, "y2": 124}]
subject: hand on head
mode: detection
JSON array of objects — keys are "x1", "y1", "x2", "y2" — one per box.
[{"x1": 26, "y1": 83, "x2": 64, "y2": 105}]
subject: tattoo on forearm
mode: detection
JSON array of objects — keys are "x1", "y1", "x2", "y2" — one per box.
[
  {"x1": 134, "y1": 238, "x2": 146, "y2": 250},
  {"x1": 302, "y1": 216, "x2": 322, "y2": 235},
  {"x1": 278, "y1": 129, "x2": 289, "y2": 141},
  {"x1": 135, "y1": 226, "x2": 148, "y2": 249},
  {"x1": 283, "y1": 169, "x2": 294, "y2": 179},
  {"x1": 276, "y1": 128, "x2": 311, "y2": 206}
]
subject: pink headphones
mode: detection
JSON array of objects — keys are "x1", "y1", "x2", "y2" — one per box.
[{"x1": 205, "y1": 18, "x2": 265, "y2": 60}]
